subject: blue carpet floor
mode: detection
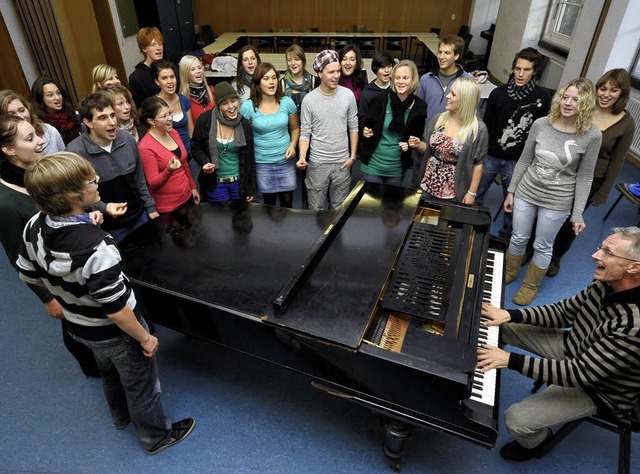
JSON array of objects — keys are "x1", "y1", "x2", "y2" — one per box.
[{"x1": 1, "y1": 161, "x2": 639, "y2": 474}]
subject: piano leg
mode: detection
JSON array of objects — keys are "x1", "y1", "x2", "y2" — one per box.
[{"x1": 381, "y1": 418, "x2": 414, "y2": 471}]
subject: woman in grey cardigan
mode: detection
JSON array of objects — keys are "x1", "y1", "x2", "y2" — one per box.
[
  {"x1": 503, "y1": 78, "x2": 602, "y2": 305},
  {"x1": 419, "y1": 77, "x2": 488, "y2": 204}
]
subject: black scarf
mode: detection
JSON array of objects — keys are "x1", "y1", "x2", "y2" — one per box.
[
  {"x1": 506, "y1": 75, "x2": 538, "y2": 101},
  {"x1": 189, "y1": 84, "x2": 210, "y2": 108},
  {"x1": 388, "y1": 92, "x2": 414, "y2": 138},
  {"x1": 0, "y1": 159, "x2": 26, "y2": 188}
]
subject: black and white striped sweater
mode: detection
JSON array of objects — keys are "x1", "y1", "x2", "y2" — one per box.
[
  {"x1": 507, "y1": 280, "x2": 640, "y2": 414},
  {"x1": 17, "y1": 212, "x2": 136, "y2": 341}
]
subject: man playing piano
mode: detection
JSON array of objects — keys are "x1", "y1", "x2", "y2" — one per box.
[{"x1": 477, "y1": 226, "x2": 640, "y2": 462}]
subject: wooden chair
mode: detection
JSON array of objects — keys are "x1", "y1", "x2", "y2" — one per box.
[
  {"x1": 536, "y1": 407, "x2": 640, "y2": 474},
  {"x1": 603, "y1": 183, "x2": 640, "y2": 224}
]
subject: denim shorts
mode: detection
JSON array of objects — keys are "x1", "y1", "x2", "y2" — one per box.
[{"x1": 255, "y1": 159, "x2": 296, "y2": 193}]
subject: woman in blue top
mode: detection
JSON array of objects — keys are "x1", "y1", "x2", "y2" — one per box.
[
  {"x1": 241, "y1": 63, "x2": 300, "y2": 208},
  {"x1": 152, "y1": 60, "x2": 193, "y2": 155}
]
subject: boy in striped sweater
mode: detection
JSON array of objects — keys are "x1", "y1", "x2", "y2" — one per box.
[
  {"x1": 477, "y1": 227, "x2": 640, "y2": 463},
  {"x1": 16, "y1": 152, "x2": 194, "y2": 455}
]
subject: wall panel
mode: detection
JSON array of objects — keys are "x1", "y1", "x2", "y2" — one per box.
[{"x1": 192, "y1": 0, "x2": 471, "y2": 37}]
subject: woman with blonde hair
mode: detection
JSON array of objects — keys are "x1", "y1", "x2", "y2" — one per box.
[
  {"x1": 503, "y1": 77, "x2": 602, "y2": 305},
  {"x1": 179, "y1": 55, "x2": 215, "y2": 124},
  {"x1": 100, "y1": 84, "x2": 146, "y2": 142},
  {"x1": 280, "y1": 44, "x2": 318, "y2": 115},
  {"x1": 360, "y1": 59, "x2": 427, "y2": 186},
  {"x1": 0, "y1": 89, "x2": 64, "y2": 154},
  {"x1": 420, "y1": 76, "x2": 488, "y2": 203},
  {"x1": 91, "y1": 64, "x2": 121, "y2": 92}
]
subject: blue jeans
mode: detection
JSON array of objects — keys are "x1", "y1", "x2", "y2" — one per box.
[
  {"x1": 361, "y1": 172, "x2": 404, "y2": 187},
  {"x1": 508, "y1": 196, "x2": 570, "y2": 269},
  {"x1": 71, "y1": 318, "x2": 171, "y2": 451},
  {"x1": 476, "y1": 155, "x2": 516, "y2": 237}
]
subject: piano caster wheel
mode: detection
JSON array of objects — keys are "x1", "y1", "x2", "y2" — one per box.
[
  {"x1": 381, "y1": 418, "x2": 414, "y2": 471},
  {"x1": 387, "y1": 458, "x2": 402, "y2": 472}
]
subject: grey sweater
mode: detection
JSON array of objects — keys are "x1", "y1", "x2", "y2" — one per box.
[
  {"x1": 508, "y1": 118, "x2": 602, "y2": 223},
  {"x1": 299, "y1": 86, "x2": 358, "y2": 164}
]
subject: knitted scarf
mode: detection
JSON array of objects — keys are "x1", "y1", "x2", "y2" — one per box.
[
  {"x1": 43, "y1": 111, "x2": 81, "y2": 144},
  {"x1": 506, "y1": 76, "x2": 538, "y2": 101},
  {"x1": 119, "y1": 118, "x2": 139, "y2": 142},
  {"x1": 189, "y1": 83, "x2": 210, "y2": 108}
]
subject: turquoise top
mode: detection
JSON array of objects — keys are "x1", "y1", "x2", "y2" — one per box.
[
  {"x1": 216, "y1": 140, "x2": 240, "y2": 178},
  {"x1": 240, "y1": 96, "x2": 297, "y2": 164}
]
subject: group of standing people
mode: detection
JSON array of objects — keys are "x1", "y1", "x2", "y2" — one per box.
[{"x1": 1, "y1": 23, "x2": 638, "y2": 464}]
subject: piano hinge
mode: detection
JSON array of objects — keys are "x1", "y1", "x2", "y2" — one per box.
[{"x1": 467, "y1": 273, "x2": 475, "y2": 289}]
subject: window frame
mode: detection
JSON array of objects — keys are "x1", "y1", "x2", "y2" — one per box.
[
  {"x1": 539, "y1": 0, "x2": 584, "y2": 56},
  {"x1": 631, "y1": 43, "x2": 640, "y2": 90}
]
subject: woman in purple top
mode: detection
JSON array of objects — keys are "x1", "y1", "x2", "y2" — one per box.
[{"x1": 338, "y1": 45, "x2": 366, "y2": 103}]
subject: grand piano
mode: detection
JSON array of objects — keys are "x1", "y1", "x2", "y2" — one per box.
[{"x1": 121, "y1": 181, "x2": 505, "y2": 469}]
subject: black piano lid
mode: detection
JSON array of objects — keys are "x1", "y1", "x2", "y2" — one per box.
[{"x1": 121, "y1": 182, "x2": 421, "y2": 349}]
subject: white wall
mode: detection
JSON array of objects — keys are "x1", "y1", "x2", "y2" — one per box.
[
  {"x1": 467, "y1": 0, "x2": 501, "y2": 57},
  {"x1": 487, "y1": 0, "x2": 533, "y2": 83},
  {"x1": 0, "y1": 0, "x2": 39, "y2": 86},
  {"x1": 108, "y1": 0, "x2": 143, "y2": 77},
  {"x1": 597, "y1": 0, "x2": 640, "y2": 100}
]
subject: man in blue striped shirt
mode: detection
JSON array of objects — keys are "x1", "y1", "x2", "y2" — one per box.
[{"x1": 16, "y1": 152, "x2": 194, "y2": 455}]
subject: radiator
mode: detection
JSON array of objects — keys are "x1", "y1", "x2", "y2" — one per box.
[{"x1": 628, "y1": 96, "x2": 640, "y2": 159}]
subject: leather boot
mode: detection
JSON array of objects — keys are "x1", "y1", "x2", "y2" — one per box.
[
  {"x1": 546, "y1": 256, "x2": 560, "y2": 277},
  {"x1": 505, "y1": 252, "x2": 525, "y2": 284},
  {"x1": 513, "y1": 262, "x2": 547, "y2": 306}
]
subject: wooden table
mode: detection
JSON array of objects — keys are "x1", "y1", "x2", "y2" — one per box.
[{"x1": 205, "y1": 52, "x2": 374, "y2": 82}]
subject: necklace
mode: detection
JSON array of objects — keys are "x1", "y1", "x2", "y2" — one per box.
[
  {"x1": 219, "y1": 122, "x2": 234, "y2": 156},
  {"x1": 319, "y1": 86, "x2": 337, "y2": 97}
]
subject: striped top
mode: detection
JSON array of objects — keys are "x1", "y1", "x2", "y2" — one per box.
[
  {"x1": 17, "y1": 212, "x2": 136, "y2": 341},
  {"x1": 508, "y1": 280, "x2": 640, "y2": 414}
]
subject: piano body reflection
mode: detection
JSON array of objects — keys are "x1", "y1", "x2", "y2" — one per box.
[{"x1": 121, "y1": 181, "x2": 505, "y2": 469}]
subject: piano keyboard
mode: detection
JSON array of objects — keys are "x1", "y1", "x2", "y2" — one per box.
[{"x1": 469, "y1": 249, "x2": 503, "y2": 406}]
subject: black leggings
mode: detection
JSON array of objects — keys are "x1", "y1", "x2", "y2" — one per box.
[{"x1": 262, "y1": 191, "x2": 293, "y2": 208}]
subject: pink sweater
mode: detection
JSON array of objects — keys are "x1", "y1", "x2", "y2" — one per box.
[{"x1": 138, "y1": 128, "x2": 196, "y2": 213}]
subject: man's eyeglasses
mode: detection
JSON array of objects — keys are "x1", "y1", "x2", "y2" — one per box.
[
  {"x1": 85, "y1": 177, "x2": 99, "y2": 186},
  {"x1": 596, "y1": 244, "x2": 639, "y2": 263},
  {"x1": 154, "y1": 111, "x2": 174, "y2": 121},
  {"x1": 148, "y1": 41, "x2": 163, "y2": 48}
]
